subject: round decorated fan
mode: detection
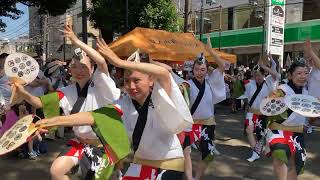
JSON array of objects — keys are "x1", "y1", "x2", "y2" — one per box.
[
  {"x1": 4, "y1": 53, "x2": 39, "y2": 84},
  {"x1": 0, "y1": 115, "x2": 40, "y2": 155},
  {"x1": 284, "y1": 94, "x2": 320, "y2": 117},
  {"x1": 4, "y1": 53, "x2": 40, "y2": 105},
  {"x1": 260, "y1": 97, "x2": 287, "y2": 116}
]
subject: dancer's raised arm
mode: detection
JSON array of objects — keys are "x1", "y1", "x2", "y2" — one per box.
[
  {"x1": 96, "y1": 38, "x2": 171, "y2": 96},
  {"x1": 205, "y1": 35, "x2": 225, "y2": 73},
  {"x1": 259, "y1": 55, "x2": 279, "y2": 81},
  {"x1": 305, "y1": 39, "x2": 320, "y2": 69},
  {"x1": 64, "y1": 25, "x2": 109, "y2": 74}
]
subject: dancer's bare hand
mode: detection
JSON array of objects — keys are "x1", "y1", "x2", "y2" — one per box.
[
  {"x1": 96, "y1": 38, "x2": 124, "y2": 66},
  {"x1": 64, "y1": 25, "x2": 79, "y2": 43},
  {"x1": 13, "y1": 82, "x2": 27, "y2": 97}
]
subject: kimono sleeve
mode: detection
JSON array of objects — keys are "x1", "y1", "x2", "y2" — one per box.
[
  {"x1": 265, "y1": 74, "x2": 278, "y2": 91},
  {"x1": 310, "y1": 68, "x2": 320, "y2": 81},
  {"x1": 171, "y1": 73, "x2": 190, "y2": 106},
  {"x1": 92, "y1": 69, "x2": 121, "y2": 103},
  {"x1": 152, "y1": 74, "x2": 193, "y2": 134},
  {"x1": 91, "y1": 105, "x2": 131, "y2": 161},
  {"x1": 39, "y1": 92, "x2": 62, "y2": 118},
  {"x1": 207, "y1": 69, "x2": 226, "y2": 104}
]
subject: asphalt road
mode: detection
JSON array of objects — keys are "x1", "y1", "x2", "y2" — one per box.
[{"x1": 1, "y1": 105, "x2": 319, "y2": 180}]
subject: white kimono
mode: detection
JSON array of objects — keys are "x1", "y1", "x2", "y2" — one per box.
[
  {"x1": 245, "y1": 75, "x2": 277, "y2": 121},
  {"x1": 113, "y1": 74, "x2": 193, "y2": 160},
  {"x1": 308, "y1": 67, "x2": 320, "y2": 98},
  {"x1": 279, "y1": 84, "x2": 308, "y2": 126},
  {"x1": 0, "y1": 75, "x2": 11, "y2": 105},
  {"x1": 188, "y1": 69, "x2": 226, "y2": 120},
  {"x1": 245, "y1": 75, "x2": 277, "y2": 110},
  {"x1": 59, "y1": 69, "x2": 120, "y2": 139}
]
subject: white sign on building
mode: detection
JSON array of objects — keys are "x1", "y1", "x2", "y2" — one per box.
[{"x1": 266, "y1": 0, "x2": 286, "y2": 68}]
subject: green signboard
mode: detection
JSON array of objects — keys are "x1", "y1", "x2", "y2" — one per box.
[
  {"x1": 271, "y1": 0, "x2": 285, "y2": 5},
  {"x1": 199, "y1": 20, "x2": 320, "y2": 48}
]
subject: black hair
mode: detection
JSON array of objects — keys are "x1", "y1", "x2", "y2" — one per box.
[
  {"x1": 71, "y1": 55, "x2": 94, "y2": 67},
  {"x1": 0, "y1": 53, "x2": 9, "y2": 68},
  {"x1": 253, "y1": 67, "x2": 265, "y2": 75},
  {"x1": 192, "y1": 56, "x2": 209, "y2": 70},
  {"x1": 249, "y1": 62, "x2": 255, "y2": 70},
  {"x1": 288, "y1": 61, "x2": 307, "y2": 74},
  {"x1": 244, "y1": 70, "x2": 252, "y2": 80},
  {"x1": 138, "y1": 52, "x2": 150, "y2": 63},
  {"x1": 234, "y1": 69, "x2": 239, "y2": 76},
  {"x1": 0, "y1": 53, "x2": 9, "y2": 59}
]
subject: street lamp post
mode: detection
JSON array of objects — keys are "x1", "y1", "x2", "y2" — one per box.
[
  {"x1": 82, "y1": 0, "x2": 88, "y2": 44},
  {"x1": 262, "y1": 0, "x2": 267, "y2": 55},
  {"x1": 199, "y1": 0, "x2": 205, "y2": 41},
  {"x1": 219, "y1": 5, "x2": 222, "y2": 50},
  {"x1": 184, "y1": 0, "x2": 190, "y2": 33}
]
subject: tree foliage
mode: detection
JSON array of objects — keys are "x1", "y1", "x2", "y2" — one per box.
[
  {"x1": 0, "y1": 0, "x2": 76, "y2": 32},
  {"x1": 0, "y1": 0, "x2": 182, "y2": 41},
  {"x1": 140, "y1": 0, "x2": 183, "y2": 32},
  {"x1": 88, "y1": 0, "x2": 183, "y2": 42}
]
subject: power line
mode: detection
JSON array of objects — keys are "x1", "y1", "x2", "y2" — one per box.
[
  {"x1": 9, "y1": 8, "x2": 82, "y2": 42},
  {"x1": 0, "y1": 6, "x2": 82, "y2": 39},
  {"x1": 0, "y1": 5, "x2": 30, "y2": 35},
  {"x1": 8, "y1": 31, "x2": 29, "y2": 40},
  {"x1": 0, "y1": 14, "x2": 37, "y2": 39}
]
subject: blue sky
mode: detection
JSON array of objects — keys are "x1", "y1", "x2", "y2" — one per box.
[{"x1": 0, "y1": 3, "x2": 29, "y2": 40}]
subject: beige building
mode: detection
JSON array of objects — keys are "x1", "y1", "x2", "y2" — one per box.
[
  {"x1": 29, "y1": 0, "x2": 99, "y2": 61},
  {"x1": 0, "y1": 36, "x2": 32, "y2": 55},
  {"x1": 190, "y1": 0, "x2": 320, "y2": 66}
]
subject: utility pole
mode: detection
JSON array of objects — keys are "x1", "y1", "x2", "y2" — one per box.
[
  {"x1": 262, "y1": 0, "x2": 267, "y2": 55},
  {"x1": 82, "y1": 0, "x2": 88, "y2": 44},
  {"x1": 184, "y1": 0, "x2": 190, "y2": 32},
  {"x1": 219, "y1": 5, "x2": 222, "y2": 50},
  {"x1": 199, "y1": 0, "x2": 204, "y2": 41}
]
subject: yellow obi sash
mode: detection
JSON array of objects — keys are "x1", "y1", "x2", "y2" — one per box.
[
  {"x1": 133, "y1": 156, "x2": 185, "y2": 172},
  {"x1": 269, "y1": 122, "x2": 303, "y2": 133},
  {"x1": 248, "y1": 107, "x2": 262, "y2": 115},
  {"x1": 194, "y1": 116, "x2": 216, "y2": 125}
]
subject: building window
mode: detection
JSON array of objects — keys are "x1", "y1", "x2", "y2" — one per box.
[
  {"x1": 228, "y1": 8, "x2": 234, "y2": 30},
  {"x1": 303, "y1": 0, "x2": 320, "y2": 20}
]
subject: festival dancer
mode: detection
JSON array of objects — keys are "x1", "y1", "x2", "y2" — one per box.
[
  {"x1": 149, "y1": 59, "x2": 193, "y2": 180},
  {"x1": 244, "y1": 55, "x2": 279, "y2": 162},
  {"x1": 304, "y1": 39, "x2": 320, "y2": 129},
  {"x1": 265, "y1": 60, "x2": 318, "y2": 180},
  {"x1": 187, "y1": 40, "x2": 226, "y2": 180},
  {"x1": 95, "y1": 38, "x2": 193, "y2": 179},
  {"x1": 14, "y1": 25, "x2": 122, "y2": 180}
]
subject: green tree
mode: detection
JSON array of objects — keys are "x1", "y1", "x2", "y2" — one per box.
[
  {"x1": 88, "y1": 0, "x2": 182, "y2": 42},
  {"x1": 140, "y1": 0, "x2": 183, "y2": 32},
  {"x1": 0, "y1": 0, "x2": 76, "y2": 32}
]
